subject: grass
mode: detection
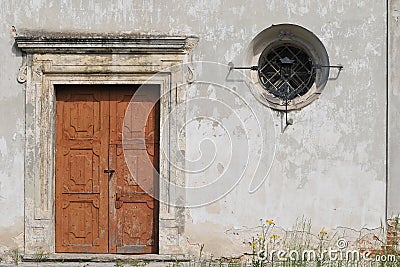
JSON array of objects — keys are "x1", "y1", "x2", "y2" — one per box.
[
  {"x1": 244, "y1": 216, "x2": 400, "y2": 266},
  {"x1": 10, "y1": 248, "x2": 19, "y2": 266},
  {"x1": 33, "y1": 249, "x2": 49, "y2": 262}
]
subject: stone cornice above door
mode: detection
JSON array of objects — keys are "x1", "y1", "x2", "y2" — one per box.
[{"x1": 14, "y1": 31, "x2": 199, "y2": 54}]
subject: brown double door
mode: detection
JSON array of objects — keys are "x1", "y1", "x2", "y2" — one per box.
[{"x1": 55, "y1": 85, "x2": 159, "y2": 254}]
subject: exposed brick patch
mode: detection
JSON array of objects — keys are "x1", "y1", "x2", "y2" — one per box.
[{"x1": 358, "y1": 218, "x2": 400, "y2": 257}]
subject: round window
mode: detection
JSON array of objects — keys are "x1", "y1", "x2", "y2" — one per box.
[
  {"x1": 258, "y1": 43, "x2": 316, "y2": 101},
  {"x1": 246, "y1": 24, "x2": 330, "y2": 110}
]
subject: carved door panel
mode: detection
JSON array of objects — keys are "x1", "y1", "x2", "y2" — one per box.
[
  {"x1": 56, "y1": 85, "x2": 159, "y2": 254},
  {"x1": 109, "y1": 86, "x2": 159, "y2": 254},
  {"x1": 55, "y1": 86, "x2": 109, "y2": 253}
]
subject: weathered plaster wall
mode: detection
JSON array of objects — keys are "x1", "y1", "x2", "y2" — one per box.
[
  {"x1": 0, "y1": 2, "x2": 26, "y2": 255},
  {"x1": 183, "y1": 1, "x2": 387, "y2": 256},
  {"x1": 0, "y1": 0, "x2": 388, "y2": 258},
  {"x1": 389, "y1": 0, "x2": 400, "y2": 218}
]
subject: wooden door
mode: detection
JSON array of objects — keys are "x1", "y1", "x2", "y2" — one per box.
[{"x1": 55, "y1": 85, "x2": 159, "y2": 254}]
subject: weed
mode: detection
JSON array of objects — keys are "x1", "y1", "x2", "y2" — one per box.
[
  {"x1": 33, "y1": 250, "x2": 48, "y2": 262},
  {"x1": 10, "y1": 248, "x2": 19, "y2": 266},
  {"x1": 127, "y1": 259, "x2": 147, "y2": 267}
]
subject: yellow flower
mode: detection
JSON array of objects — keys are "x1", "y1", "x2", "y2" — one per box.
[
  {"x1": 270, "y1": 234, "x2": 280, "y2": 239},
  {"x1": 258, "y1": 235, "x2": 263, "y2": 240},
  {"x1": 251, "y1": 242, "x2": 257, "y2": 248},
  {"x1": 320, "y1": 229, "x2": 327, "y2": 235},
  {"x1": 266, "y1": 219, "x2": 275, "y2": 225}
]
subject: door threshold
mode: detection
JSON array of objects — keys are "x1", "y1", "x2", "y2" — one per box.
[{"x1": 22, "y1": 253, "x2": 188, "y2": 262}]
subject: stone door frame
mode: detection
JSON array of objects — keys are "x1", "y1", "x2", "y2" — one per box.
[{"x1": 15, "y1": 32, "x2": 197, "y2": 257}]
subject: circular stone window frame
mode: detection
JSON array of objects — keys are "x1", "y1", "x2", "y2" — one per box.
[{"x1": 246, "y1": 24, "x2": 330, "y2": 111}]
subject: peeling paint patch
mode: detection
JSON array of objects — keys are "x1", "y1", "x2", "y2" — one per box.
[
  {"x1": 365, "y1": 42, "x2": 382, "y2": 57},
  {"x1": 224, "y1": 43, "x2": 243, "y2": 62},
  {"x1": 0, "y1": 220, "x2": 24, "y2": 252},
  {"x1": 0, "y1": 137, "x2": 7, "y2": 158}
]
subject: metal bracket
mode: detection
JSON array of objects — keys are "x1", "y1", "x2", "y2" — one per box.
[
  {"x1": 228, "y1": 62, "x2": 344, "y2": 72},
  {"x1": 313, "y1": 64, "x2": 344, "y2": 71},
  {"x1": 228, "y1": 62, "x2": 258, "y2": 71},
  {"x1": 227, "y1": 61, "x2": 344, "y2": 133}
]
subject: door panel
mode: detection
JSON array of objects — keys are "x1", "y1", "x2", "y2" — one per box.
[
  {"x1": 116, "y1": 200, "x2": 155, "y2": 253},
  {"x1": 56, "y1": 85, "x2": 159, "y2": 254},
  {"x1": 109, "y1": 86, "x2": 159, "y2": 254},
  {"x1": 55, "y1": 87, "x2": 109, "y2": 253}
]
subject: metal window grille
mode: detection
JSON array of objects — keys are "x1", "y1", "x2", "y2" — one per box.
[{"x1": 258, "y1": 44, "x2": 316, "y2": 101}]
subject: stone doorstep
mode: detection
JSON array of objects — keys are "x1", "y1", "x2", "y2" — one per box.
[
  {"x1": 0, "y1": 263, "x2": 179, "y2": 267},
  {"x1": 1, "y1": 260, "x2": 250, "y2": 267},
  {"x1": 21, "y1": 253, "x2": 189, "y2": 263}
]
